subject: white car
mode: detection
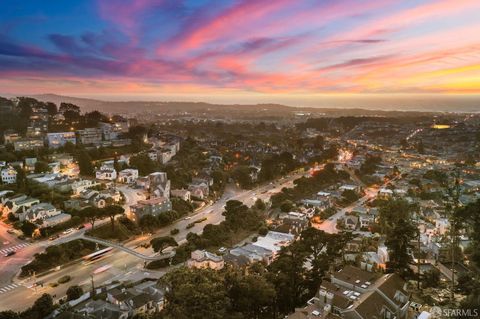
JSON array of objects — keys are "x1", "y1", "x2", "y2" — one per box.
[
  {"x1": 184, "y1": 216, "x2": 191, "y2": 220},
  {"x1": 62, "y1": 228, "x2": 74, "y2": 235}
]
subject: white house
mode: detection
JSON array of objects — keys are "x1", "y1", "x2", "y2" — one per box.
[
  {"x1": 378, "y1": 188, "x2": 393, "y2": 199},
  {"x1": 339, "y1": 184, "x2": 360, "y2": 193},
  {"x1": 1, "y1": 166, "x2": 17, "y2": 184},
  {"x1": 3, "y1": 195, "x2": 40, "y2": 216},
  {"x1": 71, "y1": 179, "x2": 100, "y2": 195},
  {"x1": 96, "y1": 166, "x2": 117, "y2": 181}
]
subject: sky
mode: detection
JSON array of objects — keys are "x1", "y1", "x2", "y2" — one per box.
[{"x1": 1, "y1": 0, "x2": 480, "y2": 106}]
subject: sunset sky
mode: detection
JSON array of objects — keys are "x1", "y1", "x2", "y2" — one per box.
[{"x1": 1, "y1": 0, "x2": 480, "y2": 103}]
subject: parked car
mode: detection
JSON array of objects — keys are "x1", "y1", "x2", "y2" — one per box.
[
  {"x1": 49, "y1": 235, "x2": 60, "y2": 241},
  {"x1": 6, "y1": 229, "x2": 15, "y2": 234},
  {"x1": 76, "y1": 224, "x2": 85, "y2": 230},
  {"x1": 4, "y1": 251, "x2": 15, "y2": 257}
]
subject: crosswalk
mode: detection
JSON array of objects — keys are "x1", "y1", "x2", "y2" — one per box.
[
  {"x1": 0, "y1": 243, "x2": 30, "y2": 255},
  {"x1": 0, "y1": 283, "x2": 19, "y2": 294}
]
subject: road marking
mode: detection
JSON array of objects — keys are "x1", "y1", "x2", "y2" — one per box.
[
  {"x1": 0, "y1": 284, "x2": 19, "y2": 293},
  {"x1": 0, "y1": 243, "x2": 30, "y2": 254}
]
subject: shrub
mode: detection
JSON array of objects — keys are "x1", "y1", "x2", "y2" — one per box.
[
  {"x1": 258, "y1": 226, "x2": 268, "y2": 236},
  {"x1": 170, "y1": 228, "x2": 180, "y2": 235},
  {"x1": 66, "y1": 285, "x2": 83, "y2": 301},
  {"x1": 58, "y1": 275, "x2": 71, "y2": 284},
  {"x1": 146, "y1": 259, "x2": 170, "y2": 269}
]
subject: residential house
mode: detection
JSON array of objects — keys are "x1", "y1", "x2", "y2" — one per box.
[
  {"x1": 344, "y1": 215, "x2": 359, "y2": 230},
  {"x1": 130, "y1": 197, "x2": 172, "y2": 221},
  {"x1": 71, "y1": 179, "x2": 100, "y2": 195},
  {"x1": 339, "y1": 185, "x2": 361, "y2": 193},
  {"x1": 24, "y1": 157, "x2": 37, "y2": 172},
  {"x1": 107, "y1": 281, "x2": 165, "y2": 317},
  {"x1": 171, "y1": 189, "x2": 191, "y2": 201},
  {"x1": 1, "y1": 166, "x2": 17, "y2": 184},
  {"x1": 227, "y1": 231, "x2": 295, "y2": 266},
  {"x1": 158, "y1": 148, "x2": 175, "y2": 164},
  {"x1": 147, "y1": 150, "x2": 158, "y2": 161},
  {"x1": 148, "y1": 172, "x2": 170, "y2": 199},
  {"x1": 3, "y1": 130, "x2": 20, "y2": 144},
  {"x1": 13, "y1": 138, "x2": 44, "y2": 151},
  {"x1": 118, "y1": 168, "x2": 139, "y2": 184},
  {"x1": 378, "y1": 188, "x2": 393, "y2": 199},
  {"x1": 79, "y1": 299, "x2": 129, "y2": 319},
  {"x1": 358, "y1": 214, "x2": 374, "y2": 229},
  {"x1": 22, "y1": 203, "x2": 71, "y2": 228},
  {"x1": 2, "y1": 195, "x2": 40, "y2": 216},
  {"x1": 187, "y1": 250, "x2": 225, "y2": 270},
  {"x1": 77, "y1": 127, "x2": 103, "y2": 145},
  {"x1": 96, "y1": 166, "x2": 117, "y2": 181},
  {"x1": 310, "y1": 266, "x2": 410, "y2": 319},
  {"x1": 188, "y1": 181, "x2": 209, "y2": 199},
  {"x1": 46, "y1": 132, "x2": 76, "y2": 148}
]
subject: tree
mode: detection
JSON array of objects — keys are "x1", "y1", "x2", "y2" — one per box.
[
  {"x1": 34, "y1": 161, "x2": 49, "y2": 174},
  {"x1": 227, "y1": 272, "x2": 276, "y2": 318},
  {"x1": 139, "y1": 214, "x2": 160, "y2": 232},
  {"x1": 359, "y1": 154, "x2": 382, "y2": 175},
  {"x1": 268, "y1": 242, "x2": 309, "y2": 314},
  {"x1": 15, "y1": 166, "x2": 27, "y2": 191},
  {"x1": 45, "y1": 102, "x2": 57, "y2": 116},
  {"x1": 83, "y1": 206, "x2": 100, "y2": 229},
  {"x1": 231, "y1": 165, "x2": 253, "y2": 189},
  {"x1": 66, "y1": 285, "x2": 83, "y2": 301},
  {"x1": 21, "y1": 221, "x2": 37, "y2": 237},
  {"x1": 84, "y1": 110, "x2": 106, "y2": 126},
  {"x1": 130, "y1": 153, "x2": 158, "y2": 176},
  {"x1": 101, "y1": 205, "x2": 124, "y2": 231},
  {"x1": 171, "y1": 198, "x2": 193, "y2": 216},
  {"x1": 378, "y1": 199, "x2": 417, "y2": 277},
  {"x1": 422, "y1": 269, "x2": 440, "y2": 288},
  {"x1": 59, "y1": 102, "x2": 81, "y2": 125},
  {"x1": 385, "y1": 218, "x2": 416, "y2": 276},
  {"x1": 0, "y1": 311, "x2": 20, "y2": 319},
  {"x1": 59, "y1": 102, "x2": 80, "y2": 114},
  {"x1": 161, "y1": 268, "x2": 230, "y2": 319},
  {"x1": 299, "y1": 229, "x2": 351, "y2": 294},
  {"x1": 30, "y1": 293, "x2": 54, "y2": 318},
  {"x1": 341, "y1": 189, "x2": 359, "y2": 204},
  {"x1": 455, "y1": 199, "x2": 480, "y2": 268},
  {"x1": 280, "y1": 200, "x2": 294, "y2": 212},
  {"x1": 150, "y1": 236, "x2": 178, "y2": 253},
  {"x1": 76, "y1": 149, "x2": 94, "y2": 176},
  {"x1": 254, "y1": 198, "x2": 266, "y2": 211}
]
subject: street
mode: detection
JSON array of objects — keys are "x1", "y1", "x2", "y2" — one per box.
[{"x1": 0, "y1": 170, "x2": 305, "y2": 311}]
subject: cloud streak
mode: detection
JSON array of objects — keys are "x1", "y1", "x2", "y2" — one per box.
[{"x1": 0, "y1": 0, "x2": 479, "y2": 96}]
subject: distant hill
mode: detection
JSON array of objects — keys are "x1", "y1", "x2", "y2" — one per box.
[
  {"x1": 31, "y1": 94, "x2": 109, "y2": 111},
  {"x1": 26, "y1": 94, "x2": 299, "y2": 114},
  {"x1": 1, "y1": 93, "x2": 476, "y2": 115}
]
